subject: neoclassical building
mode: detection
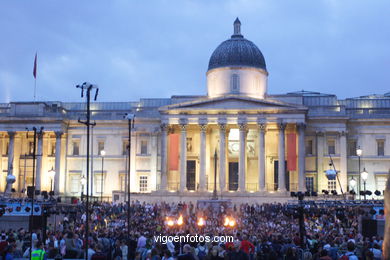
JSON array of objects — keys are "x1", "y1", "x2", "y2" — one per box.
[{"x1": 1, "y1": 19, "x2": 389, "y2": 201}]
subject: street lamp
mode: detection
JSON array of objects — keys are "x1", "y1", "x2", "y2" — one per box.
[
  {"x1": 361, "y1": 168, "x2": 368, "y2": 200},
  {"x1": 356, "y1": 146, "x2": 362, "y2": 199},
  {"x1": 80, "y1": 175, "x2": 86, "y2": 200},
  {"x1": 48, "y1": 167, "x2": 56, "y2": 193},
  {"x1": 100, "y1": 150, "x2": 106, "y2": 203},
  {"x1": 349, "y1": 177, "x2": 356, "y2": 191}
]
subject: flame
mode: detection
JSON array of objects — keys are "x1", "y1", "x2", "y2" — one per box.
[
  {"x1": 224, "y1": 217, "x2": 230, "y2": 226},
  {"x1": 229, "y1": 219, "x2": 235, "y2": 227},
  {"x1": 167, "y1": 219, "x2": 174, "y2": 227},
  {"x1": 177, "y1": 215, "x2": 183, "y2": 226},
  {"x1": 197, "y1": 217, "x2": 205, "y2": 226}
]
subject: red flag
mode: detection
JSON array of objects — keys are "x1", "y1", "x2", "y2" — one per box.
[
  {"x1": 168, "y1": 133, "x2": 179, "y2": 171},
  {"x1": 33, "y1": 53, "x2": 37, "y2": 79},
  {"x1": 287, "y1": 133, "x2": 297, "y2": 171}
]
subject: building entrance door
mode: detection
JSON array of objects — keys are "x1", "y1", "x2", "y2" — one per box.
[
  {"x1": 186, "y1": 160, "x2": 196, "y2": 190},
  {"x1": 228, "y1": 162, "x2": 238, "y2": 191}
]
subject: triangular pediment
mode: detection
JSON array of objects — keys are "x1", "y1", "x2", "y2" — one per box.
[{"x1": 159, "y1": 95, "x2": 307, "y2": 113}]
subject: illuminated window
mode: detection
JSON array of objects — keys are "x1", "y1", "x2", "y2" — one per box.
[
  {"x1": 120, "y1": 175, "x2": 126, "y2": 192},
  {"x1": 122, "y1": 140, "x2": 129, "y2": 155},
  {"x1": 140, "y1": 140, "x2": 148, "y2": 155},
  {"x1": 28, "y1": 141, "x2": 34, "y2": 155},
  {"x1": 306, "y1": 177, "x2": 314, "y2": 192},
  {"x1": 98, "y1": 141, "x2": 105, "y2": 155},
  {"x1": 72, "y1": 141, "x2": 80, "y2": 156},
  {"x1": 377, "y1": 140, "x2": 385, "y2": 156},
  {"x1": 139, "y1": 176, "x2": 148, "y2": 192},
  {"x1": 70, "y1": 175, "x2": 81, "y2": 194},
  {"x1": 230, "y1": 74, "x2": 240, "y2": 93},
  {"x1": 95, "y1": 174, "x2": 104, "y2": 194},
  {"x1": 49, "y1": 140, "x2": 56, "y2": 156},
  {"x1": 306, "y1": 140, "x2": 313, "y2": 155},
  {"x1": 348, "y1": 140, "x2": 357, "y2": 156}
]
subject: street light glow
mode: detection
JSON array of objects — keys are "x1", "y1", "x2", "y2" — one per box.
[
  {"x1": 361, "y1": 168, "x2": 368, "y2": 181},
  {"x1": 356, "y1": 146, "x2": 363, "y2": 157}
]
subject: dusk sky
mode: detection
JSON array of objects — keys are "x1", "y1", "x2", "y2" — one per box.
[{"x1": 0, "y1": 0, "x2": 389, "y2": 103}]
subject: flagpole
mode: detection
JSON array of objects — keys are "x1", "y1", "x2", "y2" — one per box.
[
  {"x1": 33, "y1": 52, "x2": 37, "y2": 102},
  {"x1": 34, "y1": 77, "x2": 36, "y2": 102}
]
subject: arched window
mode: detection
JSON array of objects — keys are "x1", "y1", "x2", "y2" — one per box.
[{"x1": 230, "y1": 74, "x2": 240, "y2": 93}]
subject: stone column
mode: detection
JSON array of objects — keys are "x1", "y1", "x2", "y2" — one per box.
[
  {"x1": 258, "y1": 123, "x2": 266, "y2": 192},
  {"x1": 179, "y1": 124, "x2": 187, "y2": 192},
  {"x1": 160, "y1": 124, "x2": 168, "y2": 191},
  {"x1": 54, "y1": 131, "x2": 63, "y2": 194},
  {"x1": 239, "y1": 123, "x2": 247, "y2": 192},
  {"x1": 199, "y1": 124, "x2": 207, "y2": 192},
  {"x1": 219, "y1": 124, "x2": 226, "y2": 192},
  {"x1": 297, "y1": 123, "x2": 306, "y2": 192},
  {"x1": 316, "y1": 132, "x2": 325, "y2": 192},
  {"x1": 35, "y1": 132, "x2": 43, "y2": 191},
  {"x1": 278, "y1": 123, "x2": 287, "y2": 192},
  {"x1": 5, "y1": 131, "x2": 15, "y2": 193},
  {"x1": 339, "y1": 131, "x2": 348, "y2": 193}
]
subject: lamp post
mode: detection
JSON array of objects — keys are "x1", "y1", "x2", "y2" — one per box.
[
  {"x1": 124, "y1": 113, "x2": 134, "y2": 240},
  {"x1": 48, "y1": 167, "x2": 56, "y2": 193},
  {"x1": 100, "y1": 150, "x2": 105, "y2": 203},
  {"x1": 361, "y1": 168, "x2": 368, "y2": 200},
  {"x1": 356, "y1": 146, "x2": 362, "y2": 199},
  {"x1": 80, "y1": 175, "x2": 86, "y2": 200}
]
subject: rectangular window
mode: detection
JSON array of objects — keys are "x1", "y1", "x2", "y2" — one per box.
[
  {"x1": 120, "y1": 175, "x2": 126, "y2": 192},
  {"x1": 139, "y1": 176, "x2": 148, "y2": 192},
  {"x1": 328, "y1": 180, "x2": 337, "y2": 191},
  {"x1": 348, "y1": 140, "x2": 357, "y2": 156},
  {"x1": 72, "y1": 141, "x2": 80, "y2": 156},
  {"x1": 327, "y1": 139, "x2": 335, "y2": 155},
  {"x1": 377, "y1": 176, "x2": 387, "y2": 194},
  {"x1": 70, "y1": 175, "x2": 81, "y2": 194},
  {"x1": 98, "y1": 141, "x2": 105, "y2": 155},
  {"x1": 377, "y1": 140, "x2": 385, "y2": 156},
  {"x1": 122, "y1": 140, "x2": 129, "y2": 155},
  {"x1": 305, "y1": 140, "x2": 313, "y2": 155},
  {"x1": 305, "y1": 176, "x2": 314, "y2": 192},
  {"x1": 28, "y1": 141, "x2": 34, "y2": 155},
  {"x1": 95, "y1": 174, "x2": 103, "y2": 193},
  {"x1": 140, "y1": 140, "x2": 148, "y2": 155},
  {"x1": 231, "y1": 74, "x2": 240, "y2": 93}
]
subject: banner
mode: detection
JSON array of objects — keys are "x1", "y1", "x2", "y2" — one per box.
[
  {"x1": 287, "y1": 133, "x2": 297, "y2": 171},
  {"x1": 168, "y1": 133, "x2": 179, "y2": 171}
]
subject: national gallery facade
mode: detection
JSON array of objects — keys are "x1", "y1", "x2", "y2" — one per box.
[{"x1": 1, "y1": 19, "x2": 389, "y2": 202}]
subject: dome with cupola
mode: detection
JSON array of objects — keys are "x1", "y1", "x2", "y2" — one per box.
[{"x1": 207, "y1": 18, "x2": 268, "y2": 99}]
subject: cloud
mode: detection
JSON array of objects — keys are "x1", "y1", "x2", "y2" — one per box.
[{"x1": 0, "y1": 0, "x2": 389, "y2": 102}]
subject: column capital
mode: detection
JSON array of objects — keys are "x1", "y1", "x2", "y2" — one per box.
[
  {"x1": 278, "y1": 122, "x2": 287, "y2": 131},
  {"x1": 339, "y1": 130, "x2": 348, "y2": 137},
  {"x1": 239, "y1": 123, "x2": 247, "y2": 131},
  {"x1": 199, "y1": 124, "x2": 207, "y2": 132},
  {"x1": 257, "y1": 123, "x2": 266, "y2": 132},
  {"x1": 55, "y1": 131, "x2": 64, "y2": 138},
  {"x1": 179, "y1": 124, "x2": 187, "y2": 131},
  {"x1": 160, "y1": 123, "x2": 169, "y2": 132},
  {"x1": 7, "y1": 131, "x2": 16, "y2": 138},
  {"x1": 297, "y1": 122, "x2": 306, "y2": 131},
  {"x1": 218, "y1": 123, "x2": 226, "y2": 131}
]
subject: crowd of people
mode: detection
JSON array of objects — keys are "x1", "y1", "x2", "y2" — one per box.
[{"x1": 0, "y1": 200, "x2": 385, "y2": 260}]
